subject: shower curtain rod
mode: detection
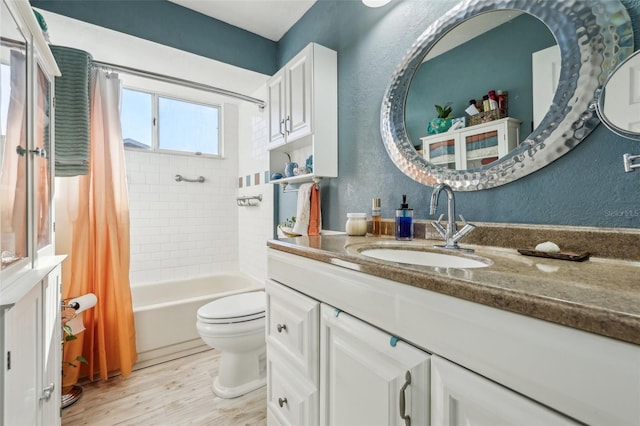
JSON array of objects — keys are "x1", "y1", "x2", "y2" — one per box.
[{"x1": 92, "y1": 60, "x2": 266, "y2": 110}]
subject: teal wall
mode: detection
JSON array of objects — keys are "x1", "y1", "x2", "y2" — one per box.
[
  {"x1": 30, "y1": 0, "x2": 277, "y2": 75},
  {"x1": 278, "y1": 0, "x2": 640, "y2": 230},
  {"x1": 32, "y1": 0, "x2": 640, "y2": 229}
]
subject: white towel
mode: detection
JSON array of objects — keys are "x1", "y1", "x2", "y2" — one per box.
[{"x1": 292, "y1": 183, "x2": 314, "y2": 236}]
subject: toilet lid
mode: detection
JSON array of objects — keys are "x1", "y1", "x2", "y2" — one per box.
[{"x1": 197, "y1": 291, "x2": 265, "y2": 320}]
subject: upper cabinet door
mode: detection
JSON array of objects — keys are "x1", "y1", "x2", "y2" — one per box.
[
  {"x1": 320, "y1": 304, "x2": 430, "y2": 426},
  {"x1": 268, "y1": 69, "x2": 286, "y2": 147},
  {"x1": 34, "y1": 62, "x2": 53, "y2": 257},
  {"x1": 1, "y1": 1, "x2": 30, "y2": 279},
  {"x1": 285, "y1": 48, "x2": 312, "y2": 142}
]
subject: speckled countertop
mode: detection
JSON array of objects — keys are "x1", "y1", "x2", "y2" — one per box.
[{"x1": 267, "y1": 234, "x2": 640, "y2": 345}]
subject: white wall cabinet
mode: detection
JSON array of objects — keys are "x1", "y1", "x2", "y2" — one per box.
[
  {"x1": 421, "y1": 117, "x2": 521, "y2": 169},
  {"x1": 1, "y1": 0, "x2": 63, "y2": 423},
  {"x1": 431, "y1": 355, "x2": 577, "y2": 426},
  {"x1": 267, "y1": 43, "x2": 337, "y2": 187},
  {"x1": 320, "y1": 304, "x2": 429, "y2": 426}
]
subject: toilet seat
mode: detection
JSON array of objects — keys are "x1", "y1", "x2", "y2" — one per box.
[{"x1": 197, "y1": 291, "x2": 265, "y2": 324}]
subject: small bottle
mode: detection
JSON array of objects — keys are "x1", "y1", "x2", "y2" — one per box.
[
  {"x1": 488, "y1": 90, "x2": 498, "y2": 111},
  {"x1": 346, "y1": 213, "x2": 367, "y2": 236},
  {"x1": 497, "y1": 90, "x2": 506, "y2": 115},
  {"x1": 372, "y1": 198, "x2": 381, "y2": 237},
  {"x1": 395, "y1": 195, "x2": 413, "y2": 241},
  {"x1": 482, "y1": 95, "x2": 490, "y2": 112}
]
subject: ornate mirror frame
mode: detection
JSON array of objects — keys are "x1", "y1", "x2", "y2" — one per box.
[{"x1": 381, "y1": 0, "x2": 634, "y2": 191}]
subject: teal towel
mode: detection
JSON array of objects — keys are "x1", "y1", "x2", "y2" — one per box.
[{"x1": 50, "y1": 45, "x2": 92, "y2": 177}]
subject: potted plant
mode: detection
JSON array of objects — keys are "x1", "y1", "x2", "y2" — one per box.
[
  {"x1": 278, "y1": 216, "x2": 301, "y2": 237},
  {"x1": 427, "y1": 104, "x2": 453, "y2": 134}
]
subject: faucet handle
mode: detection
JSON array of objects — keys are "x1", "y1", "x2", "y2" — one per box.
[
  {"x1": 459, "y1": 214, "x2": 469, "y2": 225},
  {"x1": 431, "y1": 216, "x2": 447, "y2": 239},
  {"x1": 435, "y1": 213, "x2": 445, "y2": 224}
]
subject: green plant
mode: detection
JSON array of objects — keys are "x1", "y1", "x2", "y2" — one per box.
[
  {"x1": 62, "y1": 313, "x2": 88, "y2": 369},
  {"x1": 284, "y1": 152, "x2": 292, "y2": 162},
  {"x1": 434, "y1": 104, "x2": 452, "y2": 119},
  {"x1": 281, "y1": 216, "x2": 296, "y2": 228}
]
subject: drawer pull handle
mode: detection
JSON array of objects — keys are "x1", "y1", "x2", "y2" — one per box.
[
  {"x1": 399, "y1": 370, "x2": 411, "y2": 426},
  {"x1": 277, "y1": 323, "x2": 287, "y2": 333},
  {"x1": 278, "y1": 397, "x2": 288, "y2": 408}
]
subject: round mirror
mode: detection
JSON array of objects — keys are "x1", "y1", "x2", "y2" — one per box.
[
  {"x1": 596, "y1": 49, "x2": 640, "y2": 140},
  {"x1": 381, "y1": 0, "x2": 633, "y2": 191}
]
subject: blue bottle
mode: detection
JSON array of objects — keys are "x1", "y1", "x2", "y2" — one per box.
[{"x1": 395, "y1": 194, "x2": 414, "y2": 240}]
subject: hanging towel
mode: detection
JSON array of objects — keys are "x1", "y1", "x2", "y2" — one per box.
[
  {"x1": 292, "y1": 183, "x2": 314, "y2": 236},
  {"x1": 50, "y1": 45, "x2": 92, "y2": 177},
  {"x1": 308, "y1": 185, "x2": 321, "y2": 236}
]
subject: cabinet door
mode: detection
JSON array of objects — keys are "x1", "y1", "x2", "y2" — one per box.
[
  {"x1": 268, "y1": 69, "x2": 286, "y2": 147},
  {"x1": 431, "y1": 355, "x2": 578, "y2": 426},
  {"x1": 320, "y1": 304, "x2": 430, "y2": 426},
  {"x1": 4, "y1": 281, "x2": 42, "y2": 426},
  {"x1": 40, "y1": 267, "x2": 61, "y2": 425},
  {"x1": 284, "y1": 47, "x2": 312, "y2": 142}
]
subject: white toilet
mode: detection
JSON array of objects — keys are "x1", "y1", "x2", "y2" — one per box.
[{"x1": 196, "y1": 291, "x2": 266, "y2": 398}]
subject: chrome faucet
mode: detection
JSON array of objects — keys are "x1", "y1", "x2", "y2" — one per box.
[{"x1": 429, "y1": 183, "x2": 475, "y2": 251}]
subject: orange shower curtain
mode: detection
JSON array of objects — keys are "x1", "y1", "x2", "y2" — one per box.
[{"x1": 57, "y1": 69, "x2": 136, "y2": 385}]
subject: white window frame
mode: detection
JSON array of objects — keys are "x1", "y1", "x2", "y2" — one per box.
[{"x1": 120, "y1": 80, "x2": 224, "y2": 159}]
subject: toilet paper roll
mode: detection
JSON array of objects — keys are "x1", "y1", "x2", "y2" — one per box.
[{"x1": 68, "y1": 293, "x2": 97, "y2": 313}]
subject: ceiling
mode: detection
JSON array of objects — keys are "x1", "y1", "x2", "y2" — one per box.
[{"x1": 168, "y1": 0, "x2": 317, "y2": 42}]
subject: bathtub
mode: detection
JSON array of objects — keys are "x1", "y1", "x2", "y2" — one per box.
[{"x1": 130, "y1": 273, "x2": 263, "y2": 369}]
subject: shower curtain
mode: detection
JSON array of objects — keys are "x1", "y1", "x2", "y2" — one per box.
[{"x1": 57, "y1": 68, "x2": 137, "y2": 385}]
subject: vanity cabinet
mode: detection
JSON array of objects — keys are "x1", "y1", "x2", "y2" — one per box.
[
  {"x1": 1, "y1": 0, "x2": 63, "y2": 423},
  {"x1": 268, "y1": 248, "x2": 639, "y2": 425},
  {"x1": 268, "y1": 43, "x2": 337, "y2": 187},
  {"x1": 421, "y1": 117, "x2": 520, "y2": 169}
]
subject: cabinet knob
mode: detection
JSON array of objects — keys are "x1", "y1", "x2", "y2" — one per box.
[
  {"x1": 278, "y1": 397, "x2": 288, "y2": 408},
  {"x1": 40, "y1": 383, "x2": 55, "y2": 401},
  {"x1": 276, "y1": 323, "x2": 287, "y2": 333}
]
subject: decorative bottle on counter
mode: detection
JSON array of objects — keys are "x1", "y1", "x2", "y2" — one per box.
[
  {"x1": 346, "y1": 213, "x2": 368, "y2": 236},
  {"x1": 372, "y1": 198, "x2": 381, "y2": 237},
  {"x1": 395, "y1": 195, "x2": 413, "y2": 240}
]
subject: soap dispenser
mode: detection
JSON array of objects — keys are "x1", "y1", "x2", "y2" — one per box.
[{"x1": 395, "y1": 194, "x2": 414, "y2": 240}]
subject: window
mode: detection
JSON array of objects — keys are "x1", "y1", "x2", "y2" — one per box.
[{"x1": 121, "y1": 87, "x2": 221, "y2": 156}]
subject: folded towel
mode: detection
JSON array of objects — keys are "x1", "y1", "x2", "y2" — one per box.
[
  {"x1": 308, "y1": 185, "x2": 321, "y2": 236},
  {"x1": 292, "y1": 183, "x2": 314, "y2": 236},
  {"x1": 50, "y1": 45, "x2": 92, "y2": 177}
]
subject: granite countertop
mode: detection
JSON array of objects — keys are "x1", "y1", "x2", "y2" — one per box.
[{"x1": 267, "y1": 234, "x2": 640, "y2": 345}]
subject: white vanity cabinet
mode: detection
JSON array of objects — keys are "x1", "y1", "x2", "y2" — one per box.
[
  {"x1": 268, "y1": 43, "x2": 338, "y2": 186},
  {"x1": 320, "y1": 304, "x2": 430, "y2": 426},
  {"x1": 268, "y1": 248, "x2": 639, "y2": 426},
  {"x1": 421, "y1": 117, "x2": 521, "y2": 169}
]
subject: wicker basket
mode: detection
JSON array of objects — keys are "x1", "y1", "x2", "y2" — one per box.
[{"x1": 467, "y1": 92, "x2": 508, "y2": 126}]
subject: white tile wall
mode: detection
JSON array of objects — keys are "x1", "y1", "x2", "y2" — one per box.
[
  {"x1": 126, "y1": 104, "x2": 240, "y2": 285},
  {"x1": 238, "y1": 85, "x2": 273, "y2": 283}
]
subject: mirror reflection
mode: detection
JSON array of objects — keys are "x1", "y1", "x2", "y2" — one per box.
[
  {"x1": 598, "y1": 49, "x2": 640, "y2": 137},
  {"x1": 405, "y1": 11, "x2": 557, "y2": 170}
]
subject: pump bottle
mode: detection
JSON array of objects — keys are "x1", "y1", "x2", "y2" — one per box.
[{"x1": 395, "y1": 195, "x2": 413, "y2": 240}]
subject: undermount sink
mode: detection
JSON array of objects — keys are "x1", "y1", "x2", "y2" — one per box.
[{"x1": 351, "y1": 243, "x2": 492, "y2": 269}]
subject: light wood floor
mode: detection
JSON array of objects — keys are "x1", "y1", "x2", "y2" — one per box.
[{"x1": 62, "y1": 350, "x2": 266, "y2": 426}]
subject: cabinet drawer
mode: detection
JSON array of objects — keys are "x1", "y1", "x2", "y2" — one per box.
[
  {"x1": 267, "y1": 344, "x2": 318, "y2": 426},
  {"x1": 266, "y1": 279, "x2": 319, "y2": 381}
]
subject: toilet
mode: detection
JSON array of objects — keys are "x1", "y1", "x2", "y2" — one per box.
[{"x1": 196, "y1": 291, "x2": 266, "y2": 398}]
